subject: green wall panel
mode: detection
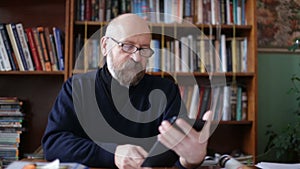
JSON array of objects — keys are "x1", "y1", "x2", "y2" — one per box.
[{"x1": 257, "y1": 52, "x2": 300, "y2": 161}]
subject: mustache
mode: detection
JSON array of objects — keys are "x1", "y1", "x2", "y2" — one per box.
[{"x1": 122, "y1": 59, "x2": 144, "y2": 72}]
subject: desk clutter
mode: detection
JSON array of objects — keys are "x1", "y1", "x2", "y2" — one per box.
[
  {"x1": 202, "y1": 153, "x2": 253, "y2": 167},
  {"x1": 7, "y1": 159, "x2": 88, "y2": 169}
]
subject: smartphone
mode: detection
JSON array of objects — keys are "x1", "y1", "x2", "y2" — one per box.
[{"x1": 141, "y1": 117, "x2": 205, "y2": 167}]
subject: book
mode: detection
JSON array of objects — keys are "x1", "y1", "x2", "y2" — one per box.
[
  {"x1": 222, "y1": 85, "x2": 231, "y2": 121},
  {"x1": 49, "y1": 34, "x2": 59, "y2": 70},
  {"x1": 37, "y1": 27, "x2": 52, "y2": 71},
  {"x1": 230, "y1": 85, "x2": 237, "y2": 120},
  {"x1": 25, "y1": 28, "x2": 42, "y2": 71},
  {"x1": 0, "y1": 49, "x2": 6, "y2": 71},
  {"x1": 15, "y1": 23, "x2": 34, "y2": 71},
  {"x1": 5, "y1": 23, "x2": 27, "y2": 71},
  {"x1": 53, "y1": 27, "x2": 64, "y2": 70},
  {"x1": 0, "y1": 24, "x2": 18, "y2": 71},
  {"x1": 32, "y1": 27, "x2": 46, "y2": 71},
  {"x1": 196, "y1": 86, "x2": 205, "y2": 120},
  {"x1": 98, "y1": 0, "x2": 106, "y2": 22},
  {"x1": 188, "y1": 84, "x2": 200, "y2": 119},
  {"x1": 195, "y1": 0, "x2": 203, "y2": 24},
  {"x1": 198, "y1": 87, "x2": 211, "y2": 120},
  {"x1": 150, "y1": 39, "x2": 160, "y2": 72},
  {"x1": 236, "y1": 86, "x2": 243, "y2": 121},
  {"x1": 0, "y1": 31, "x2": 12, "y2": 71},
  {"x1": 180, "y1": 36, "x2": 189, "y2": 72},
  {"x1": 210, "y1": 86, "x2": 222, "y2": 120},
  {"x1": 44, "y1": 27, "x2": 58, "y2": 71},
  {"x1": 8, "y1": 23, "x2": 29, "y2": 70},
  {"x1": 221, "y1": 34, "x2": 227, "y2": 72}
]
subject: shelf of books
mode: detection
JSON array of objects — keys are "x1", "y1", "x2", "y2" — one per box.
[
  {"x1": 0, "y1": 97, "x2": 24, "y2": 168},
  {"x1": 0, "y1": 23, "x2": 65, "y2": 73},
  {"x1": 68, "y1": 0, "x2": 257, "y2": 164}
]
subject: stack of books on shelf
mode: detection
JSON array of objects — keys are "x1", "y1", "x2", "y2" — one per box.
[
  {"x1": 0, "y1": 23, "x2": 64, "y2": 72},
  {"x1": 74, "y1": 0, "x2": 248, "y2": 73},
  {"x1": 0, "y1": 97, "x2": 24, "y2": 168},
  {"x1": 74, "y1": 33, "x2": 248, "y2": 73},
  {"x1": 76, "y1": 0, "x2": 246, "y2": 25},
  {"x1": 148, "y1": 35, "x2": 247, "y2": 73},
  {"x1": 179, "y1": 84, "x2": 247, "y2": 121}
]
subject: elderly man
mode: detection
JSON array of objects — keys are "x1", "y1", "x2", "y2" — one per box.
[{"x1": 42, "y1": 13, "x2": 208, "y2": 169}]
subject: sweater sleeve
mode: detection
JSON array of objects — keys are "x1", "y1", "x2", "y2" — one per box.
[{"x1": 42, "y1": 78, "x2": 117, "y2": 168}]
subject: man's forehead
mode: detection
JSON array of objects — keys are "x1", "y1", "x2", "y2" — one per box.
[
  {"x1": 105, "y1": 14, "x2": 151, "y2": 39},
  {"x1": 119, "y1": 33, "x2": 152, "y2": 41}
]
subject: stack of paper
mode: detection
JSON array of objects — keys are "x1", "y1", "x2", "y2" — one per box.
[
  {"x1": 6, "y1": 159, "x2": 88, "y2": 169},
  {"x1": 256, "y1": 162, "x2": 300, "y2": 169}
]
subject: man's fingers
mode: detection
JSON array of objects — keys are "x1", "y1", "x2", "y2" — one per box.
[
  {"x1": 199, "y1": 111, "x2": 213, "y2": 143},
  {"x1": 158, "y1": 121, "x2": 186, "y2": 149},
  {"x1": 136, "y1": 146, "x2": 148, "y2": 159},
  {"x1": 174, "y1": 118, "x2": 197, "y2": 137}
]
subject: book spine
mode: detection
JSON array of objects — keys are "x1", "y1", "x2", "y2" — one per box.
[
  {"x1": 49, "y1": 34, "x2": 59, "y2": 70},
  {"x1": 5, "y1": 24, "x2": 25, "y2": 71},
  {"x1": 25, "y1": 28, "x2": 42, "y2": 71},
  {"x1": 37, "y1": 27, "x2": 52, "y2": 71},
  {"x1": 32, "y1": 27, "x2": 46, "y2": 71},
  {"x1": 15, "y1": 23, "x2": 34, "y2": 71},
  {"x1": 180, "y1": 36, "x2": 189, "y2": 72},
  {"x1": 0, "y1": 31, "x2": 12, "y2": 71},
  {"x1": 85, "y1": 0, "x2": 92, "y2": 21},
  {"x1": 222, "y1": 85, "x2": 231, "y2": 121},
  {"x1": 221, "y1": 34, "x2": 227, "y2": 72},
  {"x1": 0, "y1": 45, "x2": 6, "y2": 71},
  {"x1": 10, "y1": 23, "x2": 28, "y2": 70},
  {"x1": 236, "y1": 86, "x2": 242, "y2": 121},
  {"x1": 188, "y1": 84, "x2": 200, "y2": 119},
  {"x1": 198, "y1": 87, "x2": 211, "y2": 120},
  {"x1": 0, "y1": 24, "x2": 18, "y2": 71},
  {"x1": 53, "y1": 27, "x2": 64, "y2": 71},
  {"x1": 44, "y1": 27, "x2": 58, "y2": 71},
  {"x1": 98, "y1": 0, "x2": 106, "y2": 22},
  {"x1": 151, "y1": 39, "x2": 160, "y2": 72},
  {"x1": 231, "y1": 38, "x2": 237, "y2": 73}
]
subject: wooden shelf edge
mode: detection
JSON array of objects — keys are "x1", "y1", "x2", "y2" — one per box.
[
  {"x1": 72, "y1": 70, "x2": 255, "y2": 77},
  {"x1": 74, "y1": 21, "x2": 252, "y2": 29},
  {"x1": 146, "y1": 71, "x2": 255, "y2": 77},
  {"x1": 219, "y1": 120, "x2": 253, "y2": 125},
  {"x1": 0, "y1": 71, "x2": 65, "y2": 75}
]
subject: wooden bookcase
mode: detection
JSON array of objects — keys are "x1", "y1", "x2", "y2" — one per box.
[
  {"x1": 0, "y1": 0, "x2": 70, "y2": 157},
  {"x1": 0, "y1": 0, "x2": 257, "y2": 164},
  {"x1": 67, "y1": 0, "x2": 257, "y2": 163}
]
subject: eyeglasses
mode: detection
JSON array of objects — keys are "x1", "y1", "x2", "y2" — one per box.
[{"x1": 108, "y1": 37, "x2": 154, "y2": 58}]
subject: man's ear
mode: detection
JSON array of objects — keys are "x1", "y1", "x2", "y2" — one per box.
[{"x1": 100, "y1": 36, "x2": 108, "y2": 56}]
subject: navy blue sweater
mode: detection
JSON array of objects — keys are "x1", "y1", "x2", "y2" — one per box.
[{"x1": 42, "y1": 65, "x2": 188, "y2": 168}]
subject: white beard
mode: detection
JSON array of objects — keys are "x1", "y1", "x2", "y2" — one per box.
[{"x1": 107, "y1": 55, "x2": 145, "y2": 86}]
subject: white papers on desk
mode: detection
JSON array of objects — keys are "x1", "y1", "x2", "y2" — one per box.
[
  {"x1": 256, "y1": 162, "x2": 300, "y2": 169},
  {"x1": 6, "y1": 159, "x2": 88, "y2": 169}
]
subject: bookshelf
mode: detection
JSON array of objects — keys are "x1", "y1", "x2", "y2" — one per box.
[
  {"x1": 67, "y1": 0, "x2": 257, "y2": 163},
  {"x1": 0, "y1": 0, "x2": 257, "y2": 165},
  {"x1": 0, "y1": 0, "x2": 70, "y2": 159}
]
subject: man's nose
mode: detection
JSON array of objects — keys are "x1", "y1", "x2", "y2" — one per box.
[{"x1": 130, "y1": 51, "x2": 142, "y2": 62}]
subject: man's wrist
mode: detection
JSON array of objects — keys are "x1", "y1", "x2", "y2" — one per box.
[{"x1": 179, "y1": 157, "x2": 204, "y2": 169}]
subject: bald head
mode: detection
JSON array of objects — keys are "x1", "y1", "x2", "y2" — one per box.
[{"x1": 105, "y1": 13, "x2": 151, "y2": 40}]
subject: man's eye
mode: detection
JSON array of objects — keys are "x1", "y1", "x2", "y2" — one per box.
[{"x1": 123, "y1": 45, "x2": 135, "y2": 51}]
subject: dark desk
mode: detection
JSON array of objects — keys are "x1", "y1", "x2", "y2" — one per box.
[
  {"x1": 21, "y1": 159, "x2": 257, "y2": 169},
  {"x1": 89, "y1": 167, "x2": 258, "y2": 169}
]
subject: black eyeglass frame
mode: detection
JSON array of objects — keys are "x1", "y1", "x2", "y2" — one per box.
[{"x1": 108, "y1": 37, "x2": 154, "y2": 58}]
